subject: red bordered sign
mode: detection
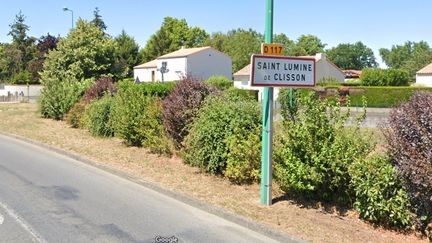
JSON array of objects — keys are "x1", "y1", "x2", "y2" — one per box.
[{"x1": 250, "y1": 55, "x2": 316, "y2": 87}]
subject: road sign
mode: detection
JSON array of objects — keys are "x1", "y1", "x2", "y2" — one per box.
[
  {"x1": 251, "y1": 55, "x2": 316, "y2": 87},
  {"x1": 261, "y1": 43, "x2": 284, "y2": 55}
]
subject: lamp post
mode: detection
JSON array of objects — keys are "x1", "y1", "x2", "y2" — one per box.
[{"x1": 62, "y1": 7, "x2": 74, "y2": 29}]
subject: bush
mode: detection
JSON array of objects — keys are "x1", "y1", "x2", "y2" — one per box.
[
  {"x1": 83, "y1": 95, "x2": 115, "y2": 137},
  {"x1": 184, "y1": 95, "x2": 261, "y2": 178},
  {"x1": 110, "y1": 80, "x2": 171, "y2": 155},
  {"x1": 361, "y1": 68, "x2": 409, "y2": 86},
  {"x1": 274, "y1": 92, "x2": 372, "y2": 203},
  {"x1": 205, "y1": 75, "x2": 233, "y2": 90},
  {"x1": 349, "y1": 154, "x2": 413, "y2": 227},
  {"x1": 223, "y1": 87, "x2": 258, "y2": 101},
  {"x1": 82, "y1": 77, "x2": 117, "y2": 102},
  {"x1": 11, "y1": 71, "x2": 38, "y2": 84},
  {"x1": 39, "y1": 78, "x2": 94, "y2": 120},
  {"x1": 162, "y1": 78, "x2": 216, "y2": 149},
  {"x1": 65, "y1": 100, "x2": 87, "y2": 128},
  {"x1": 384, "y1": 91, "x2": 432, "y2": 229}
]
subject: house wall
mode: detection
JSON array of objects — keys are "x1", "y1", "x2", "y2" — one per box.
[
  {"x1": 156, "y1": 58, "x2": 187, "y2": 82},
  {"x1": 186, "y1": 49, "x2": 232, "y2": 80},
  {"x1": 316, "y1": 60, "x2": 345, "y2": 82},
  {"x1": 416, "y1": 74, "x2": 432, "y2": 87},
  {"x1": 134, "y1": 67, "x2": 157, "y2": 82}
]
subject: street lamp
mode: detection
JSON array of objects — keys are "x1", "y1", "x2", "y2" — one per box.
[{"x1": 62, "y1": 7, "x2": 74, "y2": 29}]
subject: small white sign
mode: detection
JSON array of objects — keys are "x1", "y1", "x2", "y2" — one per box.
[{"x1": 251, "y1": 55, "x2": 316, "y2": 87}]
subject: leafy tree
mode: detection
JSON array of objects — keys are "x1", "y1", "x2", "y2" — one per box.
[
  {"x1": 90, "y1": 7, "x2": 107, "y2": 31},
  {"x1": 380, "y1": 41, "x2": 432, "y2": 78},
  {"x1": 139, "y1": 17, "x2": 208, "y2": 62},
  {"x1": 112, "y1": 30, "x2": 139, "y2": 79},
  {"x1": 41, "y1": 19, "x2": 116, "y2": 81},
  {"x1": 273, "y1": 33, "x2": 296, "y2": 56},
  {"x1": 293, "y1": 34, "x2": 326, "y2": 56},
  {"x1": 28, "y1": 34, "x2": 59, "y2": 81},
  {"x1": 207, "y1": 29, "x2": 262, "y2": 73},
  {"x1": 326, "y1": 42, "x2": 377, "y2": 70}
]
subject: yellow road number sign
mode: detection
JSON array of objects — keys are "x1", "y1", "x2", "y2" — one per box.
[{"x1": 261, "y1": 43, "x2": 284, "y2": 56}]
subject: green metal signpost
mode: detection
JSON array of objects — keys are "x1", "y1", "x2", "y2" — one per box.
[{"x1": 260, "y1": 0, "x2": 274, "y2": 206}]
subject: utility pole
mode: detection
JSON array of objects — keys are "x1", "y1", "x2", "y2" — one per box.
[{"x1": 260, "y1": 0, "x2": 274, "y2": 206}]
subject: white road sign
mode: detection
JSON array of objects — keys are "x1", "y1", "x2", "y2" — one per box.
[{"x1": 250, "y1": 55, "x2": 316, "y2": 87}]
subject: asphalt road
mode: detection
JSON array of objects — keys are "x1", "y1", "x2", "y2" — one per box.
[{"x1": 0, "y1": 134, "x2": 285, "y2": 243}]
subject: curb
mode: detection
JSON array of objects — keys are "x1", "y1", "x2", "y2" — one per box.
[{"x1": 0, "y1": 132, "x2": 305, "y2": 243}]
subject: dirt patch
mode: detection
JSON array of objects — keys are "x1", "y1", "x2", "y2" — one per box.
[{"x1": 0, "y1": 103, "x2": 427, "y2": 243}]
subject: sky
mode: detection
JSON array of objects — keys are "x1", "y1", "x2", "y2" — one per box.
[{"x1": 1, "y1": 0, "x2": 432, "y2": 67}]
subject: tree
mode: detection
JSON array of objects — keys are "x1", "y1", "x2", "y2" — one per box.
[
  {"x1": 41, "y1": 19, "x2": 116, "y2": 82},
  {"x1": 293, "y1": 34, "x2": 326, "y2": 56},
  {"x1": 326, "y1": 42, "x2": 377, "y2": 70},
  {"x1": 273, "y1": 33, "x2": 296, "y2": 56},
  {"x1": 380, "y1": 41, "x2": 432, "y2": 78},
  {"x1": 139, "y1": 17, "x2": 208, "y2": 62},
  {"x1": 28, "y1": 34, "x2": 59, "y2": 81},
  {"x1": 206, "y1": 29, "x2": 262, "y2": 73},
  {"x1": 112, "y1": 30, "x2": 139, "y2": 79},
  {"x1": 90, "y1": 7, "x2": 107, "y2": 31}
]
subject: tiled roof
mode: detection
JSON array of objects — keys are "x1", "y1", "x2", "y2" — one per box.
[
  {"x1": 158, "y1": 46, "x2": 212, "y2": 59},
  {"x1": 234, "y1": 64, "x2": 251, "y2": 76},
  {"x1": 134, "y1": 59, "x2": 157, "y2": 69},
  {"x1": 343, "y1": 70, "x2": 362, "y2": 78},
  {"x1": 417, "y1": 63, "x2": 432, "y2": 74}
]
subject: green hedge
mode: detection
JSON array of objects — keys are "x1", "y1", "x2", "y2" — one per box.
[
  {"x1": 117, "y1": 79, "x2": 176, "y2": 98},
  {"x1": 360, "y1": 68, "x2": 410, "y2": 86}
]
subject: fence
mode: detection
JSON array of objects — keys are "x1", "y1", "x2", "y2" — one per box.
[{"x1": 0, "y1": 91, "x2": 27, "y2": 103}]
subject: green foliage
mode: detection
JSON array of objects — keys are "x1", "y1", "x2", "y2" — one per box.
[
  {"x1": 205, "y1": 75, "x2": 232, "y2": 90},
  {"x1": 65, "y1": 100, "x2": 87, "y2": 128},
  {"x1": 350, "y1": 154, "x2": 413, "y2": 227},
  {"x1": 39, "y1": 78, "x2": 94, "y2": 120},
  {"x1": 41, "y1": 19, "x2": 116, "y2": 81},
  {"x1": 225, "y1": 126, "x2": 261, "y2": 183},
  {"x1": 116, "y1": 79, "x2": 176, "y2": 98},
  {"x1": 113, "y1": 30, "x2": 139, "y2": 79},
  {"x1": 139, "y1": 17, "x2": 208, "y2": 62},
  {"x1": 360, "y1": 68, "x2": 410, "y2": 86},
  {"x1": 326, "y1": 42, "x2": 377, "y2": 70},
  {"x1": 110, "y1": 80, "x2": 171, "y2": 155},
  {"x1": 380, "y1": 41, "x2": 432, "y2": 79},
  {"x1": 184, "y1": 95, "x2": 261, "y2": 177},
  {"x1": 292, "y1": 34, "x2": 326, "y2": 56},
  {"x1": 223, "y1": 87, "x2": 258, "y2": 102},
  {"x1": 274, "y1": 92, "x2": 372, "y2": 203},
  {"x1": 10, "y1": 71, "x2": 34, "y2": 84},
  {"x1": 90, "y1": 7, "x2": 107, "y2": 31},
  {"x1": 83, "y1": 95, "x2": 115, "y2": 137},
  {"x1": 206, "y1": 29, "x2": 262, "y2": 73}
]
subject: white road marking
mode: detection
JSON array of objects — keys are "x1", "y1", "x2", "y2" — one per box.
[{"x1": 0, "y1": 201, "x2": 46, "y2": 243}]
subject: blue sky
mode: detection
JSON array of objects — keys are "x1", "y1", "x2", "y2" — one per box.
[{"x1": 1, "y1": 0, "x2": 431, "y2": 66}]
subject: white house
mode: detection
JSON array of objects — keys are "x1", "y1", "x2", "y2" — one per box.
[
  {"x1": 234, "y1": 53, "x2": 345, "y2": 102},
  {"x1": 416, "y1": 63, "x2": 432, "y2": 87},
  {"x1": 134, "y1": 46, "x2": 232, "y2": 82}
]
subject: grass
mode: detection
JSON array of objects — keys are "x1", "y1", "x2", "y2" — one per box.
[{"x1": 0, "y1": 103, "x2": 427, "y2": 243}]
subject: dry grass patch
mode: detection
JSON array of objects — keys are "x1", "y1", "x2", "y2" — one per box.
[{"x1": 0, "y1": 103, "x2": 427, "y2": 243}]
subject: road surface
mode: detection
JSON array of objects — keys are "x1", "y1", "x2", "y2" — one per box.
[{"x1": 0, "y1": 134, "x2": 288, "y2": 243}]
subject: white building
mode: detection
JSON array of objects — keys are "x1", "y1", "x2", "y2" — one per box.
[
  {"x1": 134, "y1": 47, "x2": 232, "y2": 82},
  {"x1": 234, "y1": 53, "x2": 345, "y2": 101},
  {"x1": 416, "y1": 63, "x2": 432, "y2": 87}
]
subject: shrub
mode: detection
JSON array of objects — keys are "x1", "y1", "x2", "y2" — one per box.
[
  {"x1": 65, "y1": 101, "x2": 87, "y2": 128},
  {"x1": 349, "y1": 153, "x2": 413, "y2": 227},
  {"x1": 82, "y1": 77, "x2": 117, "y2": 102},
  {"x1": 384, "y1": 91, "x2": 432, "y2": 229},
  {"x1": 162, "y1": 78, "x2": 216, "y2": 149},
  {"x1": 83, "y1": 95, "x2": 115, "y2": 137},
  {"x1": 110, "y1": 80, "x2": 171, "y2": 155},
  {"x1": 274, "y1": 92, "x2": 372, "y2": 203},
  {"x1": 205, "y1": 75, "x2": 233, "y2": 90},
  {"x1": 184, "y1": 95, "x2": 261, "y2": 178},
  {"x1": 361, "y1": 68, "x2": 409, "y2": 86},
  {"x1": 223, "y1": 87, "x2": 258, "y2": 101},
  {"x1": 11, "y1": 71, "x2": 37, "y2": 84},
  {"x1": 39, "y1": 78, "x2": 94, "y2": 120}
]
